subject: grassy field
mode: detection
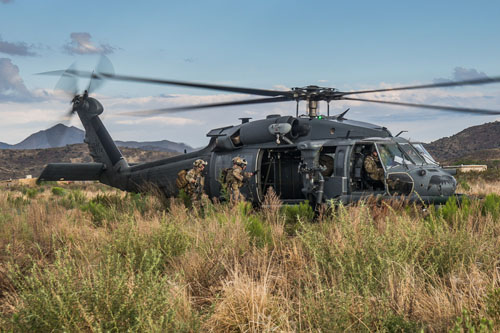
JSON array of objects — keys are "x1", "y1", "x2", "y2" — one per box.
[{"x1": 0, "y1": 177, "x2": 499, "y2": 332}]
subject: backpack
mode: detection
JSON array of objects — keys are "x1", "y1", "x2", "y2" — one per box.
[
  {"x1": 219, "y1": 168, "x2": 232, "y2": 184},
  {"x1": 176, "y1": 169, "x2": 189, "y2": 189}
]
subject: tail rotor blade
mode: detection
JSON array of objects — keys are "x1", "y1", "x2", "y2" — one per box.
[
  {"x1": 88, "y1": 55, "x2": 115, "y2": 94},
  {"x1": 54, "y1": 62, "x2": 79, "y2": 99}
]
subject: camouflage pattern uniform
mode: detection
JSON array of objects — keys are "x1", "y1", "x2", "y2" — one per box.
[
  {"x1": 185, "y1": 159, "x2": 207, "y2": 203},
  {"x1": 226, "y1": 157, "x2": 253, "y2": 203},
  {"x1": 364, "y1": 153, "x2": 385, "y2": 182}
]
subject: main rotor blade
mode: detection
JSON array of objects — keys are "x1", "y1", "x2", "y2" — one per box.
[
  {"x1": 119, "y1": 96, "x2": 292, "y2": 117},
  {"x1": 40, "y1": 69, "x2": 293, "y2": 97},
  {"x1": 340, "y1": 76, "x2": 500, "y2": 96},
  {"x1": 342, "y1": 97, "x2": 500, "y2": 115},
  {"x1": 99, "y1": 73, "x2": 294, "y2": 97}
]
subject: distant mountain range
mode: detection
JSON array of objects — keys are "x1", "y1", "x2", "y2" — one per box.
[
  {"x1": 425, "y1": 121, "x2": 500, "y2": 164},
  {"x1": 0, "y1": 144, "x2": 177, "y2": 180},
  {"x1": 0, "y1": 124, "x2": 195, "y2": 153}
]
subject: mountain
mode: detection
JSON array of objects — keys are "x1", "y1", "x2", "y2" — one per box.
[
  {"x1": 425, "y1": 121, "x2": 500, "y2": 163},
  {"x1": 5, "y1": 124, "x2": 85, "y2": 150},
  {"x1": 0, "y1": 144, "x2": 177, "y2": 180},
  {"x1": 115, "y1": 140, "x2": 194, "y2": 153},
  {"x1": 0, "y1": 124, "x2": 194, "y2": 153}
]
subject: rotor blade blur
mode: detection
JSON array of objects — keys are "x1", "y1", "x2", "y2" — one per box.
[
  {"x1": 342, "y1": 97, "x2": 500, "y2": 115},
  {"x1": 340, "y1": 76, "x2": 500, "y2": 96},
  {"x1": 88, "y1": 55, "x2": 115, "y2": 93},
  {"x1": 92, "y1": 72, "x2": 293, "y2": 97},
  {"x1": 54, "y1": 62, "x2": 79, "y2": 99},
  {"x1": 119, "y1": 96, "x2": 292, "y2": 117}
]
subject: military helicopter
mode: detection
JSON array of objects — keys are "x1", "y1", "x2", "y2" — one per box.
[{"x1": 37, "y1": 58, "x2": 500, "y2": 205}]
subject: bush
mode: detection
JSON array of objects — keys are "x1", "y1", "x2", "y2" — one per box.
[
  {"x1": 51, "y1": 187, "x2": 66, "y2": 196},
  {"x1": 244, "y1": 215, "x2": 272, "y2": 248},
  {"x1": 486, "y1": 288, "x2": 500, "y2": 324},
  {"x1": 482, "y1": 194, "x2": 500, "y2": 219},
  {"x1": 22, "y1": 187, "x2": 38, "y2": 199},
  {"x1": 451, "y1": 309, "x2": 493, "y2": 332},
  {"x1": 281, "y1": 201, "x2": 314, "y2": 235},
  {"x1": 60, "y1": 189, "x2": 87, "y2": 209},
  {"x1": 81, "y1": 201, "x2": 112, "y2": 226},
  {"x1": 5, "y1": 250, "x2": 198, "y2": 332}
]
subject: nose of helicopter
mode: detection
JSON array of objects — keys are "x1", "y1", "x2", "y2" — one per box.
[{"x1": 411, "y1": 168, "x2": 457, "y2": 197}]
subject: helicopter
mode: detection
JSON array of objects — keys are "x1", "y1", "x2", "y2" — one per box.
[{"x1": 37, "y1": 58, "x2": 500, "y2": 205}]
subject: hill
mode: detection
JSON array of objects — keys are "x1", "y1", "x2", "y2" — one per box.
[
  {"x1": 0, "y1": 124, "x2": 194, "y2": 153},
  {"x1": 0, "y1": 143, "x2": 177, "y2": 180},
  {"x1": 424, "y1": 121, "x2": 500, "y2": 163}
]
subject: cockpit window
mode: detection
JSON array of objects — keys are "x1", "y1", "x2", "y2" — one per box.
[
  {"x1": 376, "y1": 143, "x2": 414, "y2": 169},
  {"x1": 400, "y1": 143, "x2": 426, "y2": 165},
  {"x1": 412, "y1": 143, "x2": 439, "y2": 165}
]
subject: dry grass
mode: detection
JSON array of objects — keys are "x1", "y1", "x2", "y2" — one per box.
[{"x1": 0, "y1": 181, "x2": 499, "y2": 331}]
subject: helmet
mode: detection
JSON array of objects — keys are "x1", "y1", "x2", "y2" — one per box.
[
  {"x1": 232, "y1": 157, "x2": 247, "y2": 167},
  {"x1": 193, "y1": 159, "x2": 207, "y2": 168}
]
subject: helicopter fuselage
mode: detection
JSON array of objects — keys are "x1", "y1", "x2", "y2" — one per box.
[{"x1": 42, "y1": 104, "x2": 455, "y2": 205}]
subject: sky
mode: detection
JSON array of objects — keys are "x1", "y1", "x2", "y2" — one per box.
[{"x1": 1, "y1": 0, "x2": 500, "y2": 147}]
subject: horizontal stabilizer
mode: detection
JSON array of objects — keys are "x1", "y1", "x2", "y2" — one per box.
[{"x1": 37, "y1": 163, "x2": 105, "y2": 183}]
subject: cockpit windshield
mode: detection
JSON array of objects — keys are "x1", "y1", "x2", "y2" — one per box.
[
  {"x1": 412, "y1": 143, "x2": 439, "y2": 165},
  {"x1": 400, "y1": 143, "x2": 426, "y2": 165},
  {"x1": 376, "y1": 143, "x2": 421, "y2": 169}
]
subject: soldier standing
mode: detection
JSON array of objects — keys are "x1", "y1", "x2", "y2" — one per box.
[
  {"x1": 364, "y1": 149, "x2": 385, "y2": 182},
  {"x1": 226, "y1": 157, "x2": 253, "y2": 203},
  {"x1": 185, "y1": 159, "x2": 208, "y2": 204}
]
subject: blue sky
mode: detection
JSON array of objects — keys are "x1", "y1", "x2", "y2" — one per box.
[{"x1": 1, "y1": 0, "x2": 500, "y2": 147}]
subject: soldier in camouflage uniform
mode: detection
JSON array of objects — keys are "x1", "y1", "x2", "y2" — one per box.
[
  {"x1": 185, "y1": 159, "x2": 207, "y2": 203},
  {"x1": 226, "y1": 157, "x2": 253, "y2": 203},
  {"x1": 364, "y1": 150, "x2": 385, "y2": 182}
]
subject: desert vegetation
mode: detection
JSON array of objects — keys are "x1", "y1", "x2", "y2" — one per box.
[{"x1": 0, "y1": 177, "x2": 499, "y2": 332}]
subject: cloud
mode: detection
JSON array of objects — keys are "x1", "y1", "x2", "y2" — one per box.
[
  {"x1": 0, "y1": 58, "x2": 37, "y2": 101},
  {"x1": 434, "y1": 67, "x2": 488, "y2": 83},
  {"x1": 0, "y1": 35, "x2": 37, "y2": 56},
  {"x1": 63, "y1": 32, "x2": 116, "y2": 55}
]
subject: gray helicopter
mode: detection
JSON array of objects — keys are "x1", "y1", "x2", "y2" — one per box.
[{"x1": 38, "y1": 60, "x2": 500, "y2": 205}]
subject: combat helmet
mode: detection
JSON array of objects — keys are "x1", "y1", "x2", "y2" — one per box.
[
  {"x1": 232, "y1": 156, "x2": 247, "y2": 167},
  {"x1": 193, "y1": 159, "x2": 207, "y2": 168}
]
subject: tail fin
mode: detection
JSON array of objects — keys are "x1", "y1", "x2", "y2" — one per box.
[{"x1": 76, "y1": 97, "x2": 129, "y2": 171}]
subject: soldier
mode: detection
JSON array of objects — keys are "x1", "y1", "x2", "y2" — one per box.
[
  {"x1": 226, "y1": 157, "x2": 253, "y2": 203},
  {"x1": 185, "y1": 159, "x2": 207, "y2": 203},
  {"x1": 364, "y1": 149, "x2": 385, "y2": 182}
]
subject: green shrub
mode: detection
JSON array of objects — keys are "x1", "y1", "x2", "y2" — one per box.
[
  {"x1": 22, "y1": 187, "x2": 38, "y2": 199},
  {"x1": 458, "y1": 179, "x2": 471, "y2": 191},
  {"x1": 438, "y1": 195, "x2": 471, "y2": 226},
  {"x1": 482, "y1": 194, "x2": 500, "y2": 219},
  {"x1": 380, "y1": 314, "x2": 422, "y2": 332},
  {"x1": 81, "y1": 201, "x2": 112, "y2": 226},
  {"x1": 51, "y1": 187, "x2": 66, "y2": 196},
  {"x1": 281, "y1": 201, "x2": 314, "y2": 235},
  {"x1": 450, "y1": 309, "x2": 493, "y2": 332},
  {"x1": 5, "y1": 250, "x2": 198, "y2": 332},
  {"x1": 111, "y1": 219, "x2": 191, "y2": 272},
  {"x1": 60, "y1": 190, "x2": 87, "y2": 209},
  {"x1": 486, "y1": 288, "x2": 500, "y2": 324},
  {"x1": 177, "y1": 189, "x2": 192, "y2": 208},
  {"x1": 244, "y1": 215, "x2": 272, "y2": 248}
]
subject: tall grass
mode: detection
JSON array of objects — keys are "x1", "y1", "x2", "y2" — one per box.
[{"x1": 0, "y1": 183, "x2": 499, "y2": 331}]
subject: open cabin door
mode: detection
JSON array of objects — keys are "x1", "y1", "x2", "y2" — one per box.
[{"x1": 257, "y1": 148, "x2": 304, "y2": 203}]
